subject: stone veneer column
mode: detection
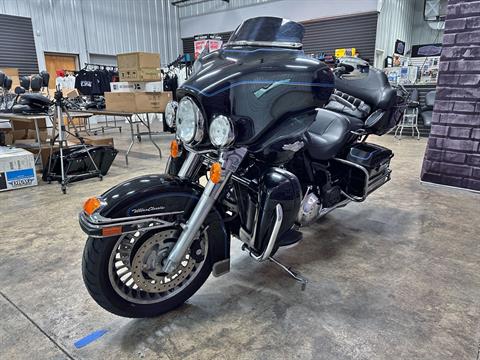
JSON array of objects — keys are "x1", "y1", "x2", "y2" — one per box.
[{"x1": 421, "y1": 0, "x2": 480, "y2": 191}]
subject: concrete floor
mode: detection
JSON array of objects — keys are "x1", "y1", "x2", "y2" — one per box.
[{"x1": 0, "y1": 124, "x2": 479, "y2": 360}]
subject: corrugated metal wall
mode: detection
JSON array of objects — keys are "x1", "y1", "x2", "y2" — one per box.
[
  {"x1": 302, "y1": 12, "x2": 378, "y2": 61},
  {"x1": 411, "y1": 0, "x2": 444, "y2": 46},
  {"x1": 182, "y1": 12, "x2": 378, "y2": 61},
  {"x1": 0, "y1": 0, "x2": 182, "y2": 70},
  {"x1": 0, "y1": 14, "x2": 39, "y2": 76},
  {"x1": 178, "y1": 0, "x2": 280, "y2": 18},
  {"x1": 376, "y1": 0, "x2": 416, "y2": 58},
  {"x1": 375, "y1": 0, "x2": 444, "y2": 63}
]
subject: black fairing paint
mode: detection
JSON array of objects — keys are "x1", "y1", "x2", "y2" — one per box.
[
  {"x1": 94, "y1": 174, "x2": 230, "y2": 263},
  {"x1": 177, "y1": 47, "x2": 334, "y2": 147},
  {"x1": 255, "y1": 168, "x2": 301, "y2": 251}
]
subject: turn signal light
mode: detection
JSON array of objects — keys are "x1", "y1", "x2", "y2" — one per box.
[
  {"x1": 102, "y1": 226, "x2": 122, "y2": 237},
  {"x1": 83, "y1": 197, "x2": 102, "y2": 216},
  {"x1": 210, "y1": 162, "x2": 222, "y2": 184},
  {"x1": 170, "y1": 140, "x2": 179, "y2": 158}
]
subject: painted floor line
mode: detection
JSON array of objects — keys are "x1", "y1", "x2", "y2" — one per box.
[{"x1": 74, "y1": 329, "x2": 109, "y2": 349}]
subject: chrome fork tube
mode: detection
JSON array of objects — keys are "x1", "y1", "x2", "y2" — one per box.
[
  {"x1": 178, "y1": 151, "x2": 202, "y2": 179},
  {"x1": 163, "y1": 172, "x2": 231, "y2": 273}
]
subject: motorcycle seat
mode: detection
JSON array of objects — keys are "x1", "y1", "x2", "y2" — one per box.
[{"x1": 305, "y1": 109, "x2": 358, "y2": 161}]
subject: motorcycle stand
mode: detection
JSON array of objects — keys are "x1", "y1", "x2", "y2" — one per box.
[{"x1": 268, "y1": 256, "x2": 308, "y2": 291}]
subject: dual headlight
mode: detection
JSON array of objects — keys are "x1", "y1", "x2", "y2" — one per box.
[{"x1": 171, "y1": 97, "x2": 235, "y2": 148}]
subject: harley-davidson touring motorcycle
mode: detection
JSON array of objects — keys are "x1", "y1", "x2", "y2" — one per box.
[{"x1": 80, "y1": 17, "x2": 401, "y2": 318}]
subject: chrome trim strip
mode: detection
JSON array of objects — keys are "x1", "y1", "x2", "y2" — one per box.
[{"x1": 88, "y1": 210, "x2": 184, "y2": 225}]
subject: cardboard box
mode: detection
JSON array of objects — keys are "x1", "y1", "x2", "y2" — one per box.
[
  {"x1": 24, "y1": 144, "x2": 58, "y2": 168},
  {"x1": 110, "y1": 82, "x2": 137, "y2": 93},
  {"x1": 117, "y1": 52, "x2": 161, "y2": 69},
  {"x1": 0, "y1": 129, "x2": 14, "y2": 146},
  {"x1": 134, "y1": 92, "x2": 171, "y2": 112},
  {"x1": 105, "y1": 91, "x2": 171, "y2": 112},
  {"x1": 65, "y1": 89, "x2": 79, "y2": 98},
  {"x1": 144, "y1": 81, "x2": 163, "y2": 92},
  {"x1": 26, "y1": 129, "x2": 48, "y2": 143},
  {"x1": 0, "y1": 68, "x2": 19, "y2": 77},
  {"x1": 110, "y1": 81, "x2": 163, "y2": 93},
  {"x1": 119, "y1": 68, "x2": 161, "y2": 82},
  {"x1": 11, "y1": 118, "x2": 47, "y2": 131},
  {"x1": 105, "y1": 92, "x2": 136, "y2": 112},
  {"x1": 0, "y1": 146, "x2": 38, "y2": 191},
  {"x1": 69, "y1": 136, "x2": 114, "y2": 147}
]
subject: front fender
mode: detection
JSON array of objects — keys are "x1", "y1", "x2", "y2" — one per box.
[{"x1": 79, "y1": 174, "x2": 231, "y2": 276}]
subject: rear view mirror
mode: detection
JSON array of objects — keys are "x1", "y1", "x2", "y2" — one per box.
[{"x1": 15, "y1": 86, "x2": 26, "y2": 95}]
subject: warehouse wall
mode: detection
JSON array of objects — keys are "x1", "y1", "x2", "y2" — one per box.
[
  {"x1": 375, "y1": 0, "x2": 444, "y2": 66},
  {"x1": 179, "y1": 0, "x2": 378, "y2": 38},
  {"x1": 178, "y1": 0, "x2": 280, "y2": 18},
  {"x1": 0, "y1": 0, "x2": 182, "y2": 70},
  {"x1": 411, "y1": 0, "x2": 445, "y2": 46},
  {"x1": 376, "y1": 0, "x2": 416, "y2": 60}
]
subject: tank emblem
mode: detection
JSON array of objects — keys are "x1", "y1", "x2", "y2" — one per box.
[{"x1": 282, "y1": 141, "x2": 304, "y2": 152}]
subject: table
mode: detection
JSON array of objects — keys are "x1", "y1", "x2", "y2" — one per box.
[
  {"x1": 0, "y1": 112, "x2": 49, "y2": 167},
  {"x1": 64, "y1": 111, "x2": 95, "y2": 134},
  {"x1": 77, "y1": 110, "x2": 165, "y2": 165},
  {"x1": 0, "y1": 111, "x2": 94, "y2": 167}
]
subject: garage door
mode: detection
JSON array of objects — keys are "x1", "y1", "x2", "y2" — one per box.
[{"x1": 0, "y1": 14, "x2": 39, "y2": 76}]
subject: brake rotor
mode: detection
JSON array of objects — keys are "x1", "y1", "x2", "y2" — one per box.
[{"x1": 131, "y1": 229, "x2": 196, "y2": 293}]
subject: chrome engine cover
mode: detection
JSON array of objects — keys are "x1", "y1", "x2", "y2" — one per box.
[{"x1": 297, "y1": 192, "x2": 322, "y2": 226}]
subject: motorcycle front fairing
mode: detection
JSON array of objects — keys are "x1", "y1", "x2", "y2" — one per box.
[{"x1": 178, "y1": 19, "x2": 334, "y2": 148}]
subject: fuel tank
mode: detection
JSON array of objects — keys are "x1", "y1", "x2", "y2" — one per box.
[{"x1": 177, "y1": 44, "x2": 334, "y2": 146}]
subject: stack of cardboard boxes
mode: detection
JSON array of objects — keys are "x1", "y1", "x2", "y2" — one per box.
[{"x1": 105, "y1": 52, "x2": 172, "y2": 113}]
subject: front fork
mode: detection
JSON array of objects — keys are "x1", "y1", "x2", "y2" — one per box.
[{"x1": 162, "y1": 151, "x2": 232, "y2": 273}]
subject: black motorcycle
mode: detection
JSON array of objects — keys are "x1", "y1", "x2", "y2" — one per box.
[{"x1": 80, "y1": 17, "x2": 401, "y2": 318}]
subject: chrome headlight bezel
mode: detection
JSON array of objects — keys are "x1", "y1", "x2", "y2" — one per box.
[
  {"x1": 165, "y1": 100, "x2": 178, "y2": 128},
  {"x1": 176, "y1": 96, "x2": 204, "y2": 144},
  {"x1": 209, "y1": 115, "x2": 235, "y2": 148}
]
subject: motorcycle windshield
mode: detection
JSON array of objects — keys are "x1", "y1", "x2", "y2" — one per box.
[{"x1": 226, "y1": 16, "x2": 304, "y2": 49}]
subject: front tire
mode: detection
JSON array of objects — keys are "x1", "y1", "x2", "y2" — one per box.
[{"x1": 82, "y1": 231, "x2": 213, "y2": 318}]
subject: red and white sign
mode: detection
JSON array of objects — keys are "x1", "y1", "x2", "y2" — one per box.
[{"x1": 194, "y1": 35, "x2": 223, "y2": 59}]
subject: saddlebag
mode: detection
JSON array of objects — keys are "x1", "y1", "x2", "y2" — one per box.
[
  {"x1": 42, "y1": 145, "x2": 117, "y2": 182},
  {"x1": 344, "y1": 142, "x2": 393, "y2": 198}
]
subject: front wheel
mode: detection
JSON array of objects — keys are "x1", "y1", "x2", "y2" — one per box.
[{"x1": 82, "y1": 227, "x2": 212, "y2": 318}]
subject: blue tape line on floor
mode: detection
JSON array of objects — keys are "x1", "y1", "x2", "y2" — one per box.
[{"x1": 74, "y1": 329, "x2": 108, "y2": 349}]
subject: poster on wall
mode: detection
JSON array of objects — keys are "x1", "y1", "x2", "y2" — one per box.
[
  {"x1": 334, "y1": 48, "x2": 356, "y2": 58},
  {"x1": 194, "y1": 34, "x2": 223, "y2": 59},
  {"x1": 394, "y1": 39, "x2": 405, "y2": 55}
]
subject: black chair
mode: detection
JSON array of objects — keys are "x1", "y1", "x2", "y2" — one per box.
[{"x1": 420, "y1": 91, "x2": 436, "y2": 127}]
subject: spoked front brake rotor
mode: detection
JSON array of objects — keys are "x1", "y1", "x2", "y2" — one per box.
[
  {"x1": 131, "y1": 230, "x2": 195, "y2": 292},
  {"x1": 108, "y1": 228, "x2": 208, "y2": 304}
]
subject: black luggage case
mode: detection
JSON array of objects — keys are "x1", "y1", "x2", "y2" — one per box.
[{"x1": 42, "y1": 145, "x2": 117, "y2": 182}]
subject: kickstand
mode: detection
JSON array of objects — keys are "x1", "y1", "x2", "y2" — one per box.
[{"x1": 268, "y1": 256, "x2": 308, "y2": 291}]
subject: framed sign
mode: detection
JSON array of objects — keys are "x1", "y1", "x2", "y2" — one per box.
[
  {"x1": 194, "y1": 34, "x2": 223, "y2": 59},
  {"x1": 394, "y1": 39, "x2": 405, "y2": 55}
]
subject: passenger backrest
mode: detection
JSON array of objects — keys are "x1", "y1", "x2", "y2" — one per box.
[{"x1": 334, "y1": 68, "x2": 396, "y2": 110}]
